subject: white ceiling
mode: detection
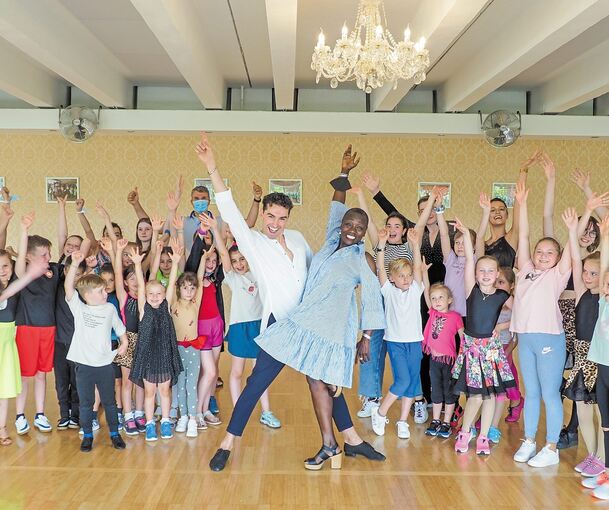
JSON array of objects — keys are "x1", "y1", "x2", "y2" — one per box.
[{"x1": 2, "y1": 0, "x2": 609, "y2": 113}]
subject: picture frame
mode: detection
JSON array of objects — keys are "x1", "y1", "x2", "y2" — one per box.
[
  {"x1": 417, "y1": 182, "x2": 451, "y2": 209},
  {"x1": 269, "y1": 179, "x2": 303, "y2": 206},
  {"x1": 491, "y1": 182, "x2": 516, "y2": 208},
  {"x1": 45, "y1": 177, "x2": 79, "y2": 203},
  {"x1": 193, "y1": 178, "x2": 228, "y2": 204}
]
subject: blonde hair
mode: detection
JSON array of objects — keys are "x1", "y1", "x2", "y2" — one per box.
[
  {"x1": 76, "y1": 274, "x2": 106, "y2": 296},
  {"x1": 388, "y1": 258, "x2": 413, "y2": 275},
  {"x1": 429, "y1": 283, "x2": 453, "y2": 300}
]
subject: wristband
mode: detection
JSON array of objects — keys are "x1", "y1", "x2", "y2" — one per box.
[
  {"x1": 374, "y1": 246, "x2": 385, "y2": 252},
  {"x1": 253, "y1": 198, "x2": 261, "y2": 203},
  {"x1": 208, "y1": 167, "x2": 217, "y2": 176},
  {"x1": 434, "y1": 204, "x2": 445, "y2": 214},
  {"x1": 362, "y1": 333, "x2": 371, "y2": 340}
]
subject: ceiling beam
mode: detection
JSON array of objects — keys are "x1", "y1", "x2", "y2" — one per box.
[
  {"x1": 371, "y1": 0, "x2": 490, "y2": 112},
  {"x1": 0, "y1": 38, "x2": 65, "y2": 107},
  {"x1": 531, "y1": 38, "x2": 609, "y2": 113},
  {"x1": 130, "y1": 0, "x2": 225, "y2": 109},
  {"x1": 0, "y1": 0, "x2": 131, "y2": 107},
  {"x1": 265, "y1": 0, "x2": 298, "y2": 110},
  {"x1": 438, "y1": 0, "x2": 609, "y2": 112}
]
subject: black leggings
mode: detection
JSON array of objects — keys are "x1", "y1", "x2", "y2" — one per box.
[{"x1": 596, "y1": 363, "x2": 609, "y2": 467}]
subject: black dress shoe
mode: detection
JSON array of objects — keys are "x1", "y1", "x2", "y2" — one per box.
[
  {"x1": 111, "y1": 434, "x2": 126, "y2": 450},
  {"x1": 209, "y1": 448, "x2": 231, "y2": 471},
  {"x1": 344, "y1": 441, "x2": 385, "y2": 461},
  {"x1": 80, "y1": 436, "x2": 93, "y2": 452},
  {"x1": 556, "y1": 427, "x2": 578, "y2": 450}
]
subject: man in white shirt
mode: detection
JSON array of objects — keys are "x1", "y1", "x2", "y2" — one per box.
[{"x1": 195, "y1": 134, "x2": 385, "y2": 472}]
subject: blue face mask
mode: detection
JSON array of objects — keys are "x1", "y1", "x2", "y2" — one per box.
[{"x1": 193, "y1": 199, "x2": 209, "y2": 213}]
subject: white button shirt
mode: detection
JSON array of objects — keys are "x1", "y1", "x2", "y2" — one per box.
[{"x1": 215, "y1": 189, "x2": 312, "y2": 332}]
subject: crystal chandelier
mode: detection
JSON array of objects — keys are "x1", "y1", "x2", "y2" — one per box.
[{"x1": 311, "y1": 0, "x2": 430, "y2": 93}]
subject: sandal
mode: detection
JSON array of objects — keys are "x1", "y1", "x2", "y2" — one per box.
[
  {"x1": 304, "y1": 444, "x2": 342, "y2": 471},
  {"x1": 0, "y1": 426, "x2": 12, "y2": 446},
  {"x1": 326, "y1": 384, "x2": 343, "y2": 398}
]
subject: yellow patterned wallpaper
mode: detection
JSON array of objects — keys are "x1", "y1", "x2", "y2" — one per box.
[{"x1": 0, "y1": 133, "x2": 608, "y2": 254}]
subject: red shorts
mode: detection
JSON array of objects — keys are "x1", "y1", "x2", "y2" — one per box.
[{"x1": 16, "y1": 325, "x2": 56, "y2": 376}]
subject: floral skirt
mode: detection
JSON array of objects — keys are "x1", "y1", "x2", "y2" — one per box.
[{"x1": 452, "y1": 334, "x2": 515, "y2": 398}]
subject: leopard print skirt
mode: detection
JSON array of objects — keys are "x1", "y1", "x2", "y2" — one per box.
[
  {"x1": 113, "y1": 331, "x2": 138, "y2": 369},
  {"x1": 563, "y1": 338, "x2": 597, "y2": 404},
  {"x1": 559, "y1": 298, "x2": 576, "y2": 369}
]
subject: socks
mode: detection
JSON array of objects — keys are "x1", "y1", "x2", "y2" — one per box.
[
  {"x1": 125, "y1": 411, "x2": 134, "y2": 421},
  {"x1": 16, "y1": 413, "x2": 24, "y2": 420},
  {"x1": 134, "y1": 410, "x2": 145, "y2": 419},
  {"x1": 34, "y1": 413, "x2": 44, "y2": 419},
  {"x1": 110, "y1": 431, "x2": 119, "y2": 437},
  {"x1": 161, "y1": 418, "x2": 171, "y2": 424},
  {"x1": 83, "y1": 433, "x2": 93, "y2": 439}
]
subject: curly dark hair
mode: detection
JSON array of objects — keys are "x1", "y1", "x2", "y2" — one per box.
[{"x1": 262, "y1": 192, "x2": 293, "y2": 213}]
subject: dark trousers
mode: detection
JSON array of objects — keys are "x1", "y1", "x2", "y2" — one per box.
[
  {"x1": 75, "y1": 363, "x2": 119, "y2": 435},
  {"x1": 54, "y1": 343, "x2": 79, "y2": 420},
  {"x1": 227, "y1": 315, "x2": 354, "y2": 437}
]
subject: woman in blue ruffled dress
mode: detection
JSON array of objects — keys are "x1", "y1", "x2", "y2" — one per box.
[{"x1": 253, "y1": 177, "x2": 386, "y2": 470}]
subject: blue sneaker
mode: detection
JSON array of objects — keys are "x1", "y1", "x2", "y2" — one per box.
[
  {"x1": 488, "y1": 426, "x2": 502, "y2": 444},
  {"x1": 145, "y1": 422, "x2": 158, "y2": 442},
  {"x1": 260, "y1": 411, "x2": 281, "y2": 429},
  {"x1": 436, "y1": 422, "x2": 452, "y2": 439},
  {"x1": 209, "y1": 396, "x2": 219, "y2": 415},
  {"x1": 425, "y1": 419, "x2": 441, "y2": 437},
  {"x1": 160, "y1": 420, "x2": 173, "y2": 439}
]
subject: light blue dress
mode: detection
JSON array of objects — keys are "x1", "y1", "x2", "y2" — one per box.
[{"x1": 255, "y1": 201, "x2": 386, "y2": 388}]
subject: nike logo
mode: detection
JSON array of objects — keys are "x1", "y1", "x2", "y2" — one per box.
[{"x1": 541, "y1": 347, "x2": 552, "y2": 355}]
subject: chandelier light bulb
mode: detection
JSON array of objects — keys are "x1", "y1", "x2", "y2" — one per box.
[
  {"x1": 415, "y1": 36, "x2": 426, "y2": 51},
  {"x1": 404, "y1": 25, "x2": 411, "y2": 42},
  {"x1": 375, "y1": 25, "x2": 383, "y2": 40},
  {"x1": 341, "y1": 23, "x2": 348, "y2": 40},
  {"x1": 317, "y1": 30, "x2": 325, "y2": 48}
]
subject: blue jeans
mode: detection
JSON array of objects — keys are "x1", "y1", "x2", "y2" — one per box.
[
  {"x1": 358, "y1": 329, "x2": 386, "y2": 399},
  {"x1": 518, "y1": 332, "x2": 566, "y2": 444}
]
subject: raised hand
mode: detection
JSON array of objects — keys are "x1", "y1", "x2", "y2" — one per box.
[
  {"x1": 539, "y1": 151, "x2": 556, "y2": 179},
  {"x1": 520, "y1": 149, "x2": 542, "y2": 171},
  {"x1": 116, "y1": 238, "x2": 128, "y2": 252},
  {"x1": 252, "y1": 181, "x2": 263, "y2": 201},
  {"x1": 347, "y1": 185, "x2": 363, "y2": 196},
  {"x1": 361, "y1": 172, "x2": 380, "y2": 194},
  {"x1": 341, "y1": 144, "x2": 360, "y2": 174},
  {"x1": 169, "y1": 240, "x2": 184, "y2": 263},
  {"x1": 198, "y1": 212, "x2": 217, "y2": 230},
  {"x1": 56, "y1": 193, "x2": 68, "y2": 207},
  {"x1": 377, "y1": 228, "x2": 389, "y2": 244},
  {"x1": 166, "y1": 192, "x2": 180, "y2": 212},
  {"x1": 561, "y1": 207, "x2": 579, "y2": 230},
  {"x1": 601, "y1": 214, "x2": 609, "y2": 237},
  {"x1": 127, "y1": 187, "x2": 139, "y2": 205},
  {"x1": 586, "y1": 191, "x2": 609, "y2": 212},
  {"x1": 514, "y1": 181, "x2": 529, "y2": 205},
  {"x1": 479, "y1": 192, "x2": 491, "y2": 211},
  {"x1": 172, "y1": 214, "x2": 184, "y2": 231},
  {"x1": 95, "y1": 201, "x2": 110, "y2": 219},
  {"x1": 99, "y1": 237, "x2": 113, "y2": 253},
  {"x1": 71, "y1": 250, "x2": 85, "y2": 265},
  {"x1": 453, "y1": 217, "x2": 469, "y2": 235},
  {"x1": 406, "y1": 227, "x2": 420, "y2": 245},
  {"x1": 75, "y1": 198, "x2": 85, "y2": 212},
  {"x1": 570, "y1": 168, "x2": 590, "y2": 191},
  {"x1": 21, "y1": 212, "x2": 35, "y2": 230},
  {"x1": 195, "y1": 132, "x2": 217, "y2": 169},
  {"x1": 0, "y1": 203, "x2": 15, "y2": 222},
  {"x1": 86, "y1": 255, "x2": 98, "y2": 268},
  {"x1": 155, "y1": 239, "x2": 164, "y2": 253},
  {"x1": 129, "y1": 246, "x2": 145, "y2": 265},
  {"x1": 150, "y1": 215, "x2": 165, "y2": 232}
]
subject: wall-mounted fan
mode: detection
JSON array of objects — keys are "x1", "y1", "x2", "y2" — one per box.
[
  {"x1": 59, "y1": 106, "x2": 98, "y2": 143},
  {"x1": 480, "y1": 110, "x2": 521, "y2": 148}
]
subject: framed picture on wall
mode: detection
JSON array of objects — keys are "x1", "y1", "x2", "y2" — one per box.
[
  {"x1": 45, "y1": 177, "x2": 79, "y2": 203},
  {"x1": 417, "y1": 182, "x2": 451, "y2": 209},
  {"x1": 269, "y1": 179, "x2": 302, "y2": 206},
  {"x1": 194, "y1": 178, "x2": 228, "y2": 204},
  {"x1": 491, "y1": 182, "x2": 516, "y2": 208}
]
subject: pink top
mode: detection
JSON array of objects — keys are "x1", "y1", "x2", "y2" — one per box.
[
  {"x1": 510, "y1": 260, "x2": 571, "y2": 334},
  {"x1": 423, "y1": 308, "x2": 464, "y2": 362}
]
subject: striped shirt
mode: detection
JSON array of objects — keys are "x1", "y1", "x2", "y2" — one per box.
[{"x1": 374, "y1": 242, "x2": 414, "y2": 277}]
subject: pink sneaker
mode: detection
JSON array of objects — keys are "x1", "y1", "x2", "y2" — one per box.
[
  {"x1": 575, "y1": 453, "x2": 594, "y2": 473},
  {"x1": 505, "y1": 398, "x2": 524, "y2": 423},
  {"x1": 582, "y1": 456, "x2": 605, "y2": 478},
  {"x1": 455, "y1": 430, "x2": 472, "y2": 453},
  {"x1": 476, "y1": 435, "x2": 490, "y2": 456}
]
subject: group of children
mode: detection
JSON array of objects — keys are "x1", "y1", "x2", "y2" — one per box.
[{"x1": 1, "y1": 144, "x2": 609, "y2": 500}]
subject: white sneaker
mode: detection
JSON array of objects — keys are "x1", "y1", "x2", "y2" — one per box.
[
  {"x1": 186, "y1": 418, "x2": 198, "y2": 438},
  {"x1": 593, "y1": 482, "x2": 609, "y2": 500},
  {"x1": 527, "y1": 445, "x2": 559, "y2": 468},
  {"x1": 396, "y1": 420, "x2": 410, "y2": 439},
  {"x1": 357, "y1": 397, "x2": 380, "y2": 418},
  {"x1": 15, "y1": 415, "x2": 30, "y2": 435},
  {"x1": 513, "y1": 440, "x2": 537, "y2": 463},
  {"x1": 413, "y1": 400, "x2": 428, "y2": 424},
  {"x1": 175, "y1": 416, "x2": 189, "y2": 433},
  {"x1": 33, "y1": 414, "x2": 52, "y2": 433},
  {"x1": 583, "y1": 473, "x2": 609, "y2": 489},
  {"x1": 370, "y1": 406, "x2": 388, "y2": 436}
]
